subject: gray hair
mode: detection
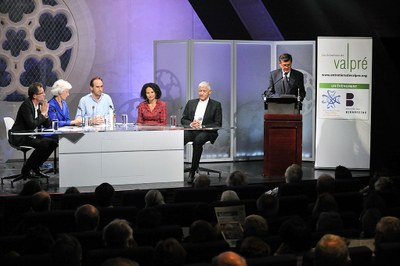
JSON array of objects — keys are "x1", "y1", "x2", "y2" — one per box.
[
  {"x1": 51, "y1": 79, "x2": 72, "y2": 96},
  {"x1": 198, "y1": 81, "x2": 211, "y2": 90},
  {"x1": 220, "y1": 190, "x2": 240, "y2": 201}
]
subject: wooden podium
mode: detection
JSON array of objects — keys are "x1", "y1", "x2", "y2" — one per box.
[{"x1": 263, "y1": 113, "x2": 302, "y2": 177}]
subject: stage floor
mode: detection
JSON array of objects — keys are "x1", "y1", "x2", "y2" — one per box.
[{"x1": 0, "y1": 159, "x2": 371, "y2": 195}]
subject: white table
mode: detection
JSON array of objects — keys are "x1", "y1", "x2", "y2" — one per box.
[{"x1": 57, "y1": 125, "x2": 184, "y2": 187}]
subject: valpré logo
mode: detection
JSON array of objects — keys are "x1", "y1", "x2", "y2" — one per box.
[{"x1": 346, "y1": 93, "x2": 354, "y2": 106}]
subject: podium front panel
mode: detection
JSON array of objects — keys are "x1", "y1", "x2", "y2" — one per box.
[{"x1": 264, "y1": 114, "x2": 302, "y2": 177}]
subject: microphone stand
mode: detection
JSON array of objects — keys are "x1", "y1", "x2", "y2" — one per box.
[{"x1": 262, "y1": 76, "x2": 284, "y2": 110}]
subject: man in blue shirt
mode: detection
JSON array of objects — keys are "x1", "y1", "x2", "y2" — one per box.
[{"x1": 76, "y1": 76, "x2": 114, "y2": 125}]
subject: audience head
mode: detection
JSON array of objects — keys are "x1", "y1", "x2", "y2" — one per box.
[
  {"x1": 312, "y1": 193, "x2": 338, "y2": 216},
  {"x1": 194, "y1": 174, "x2": 211, "y2": 188},
  {"x1": 226, "y1": 171, "x2": 247, "y2": 186},
  {"x1": 135, "y1": 207, "x2": 162, "y2": 228},
  {"x1": 102, "y1": 257, "x2": 139, "y2": 266},
  {"x1": 65, "y1": 186, "x2": 80, "y2": 194},
  {"x1": 189, "y1": 220, "x2": 218, "y2": 242},
  {"x1": 221, "y1": 190, "x2": 240, "y2": 201},
  {"x1": 256, "y1": 193, "x2": 279, "y2": 218},
  {"x1": 314, "y1": 234, "x2": 349, "y2": 266},
  {"x1": 154, "y1": 238, "x2": 186, "y2": 266},
  {"x1": 144, "y1": 189, "x2": 165, "y2": 208},
  {"x1": 334, "y1": 165, "x2": 352, "y2": 179},
  {"x1": 51, "y1": 234, "x2": 82, "y2": 266},
  {"x1": 278, "y1": 216, "x2": 312, "y2": 253},
  {"x1": 212, "y1": 251, "x2": 247, "y2": 266},
  {"x1": 193, "y1": 202, "x2": 217, "y2": 223},
  {"x1": 243, "y1": 214, "x2": 268, "y2": 238},
  {"x1": 316, "y1": 211, "x2": 343, "y2": 232},
  {"x1": 95, "y1": 182, "x2": 115, "y2": 208},
  {"x1": 374, "y1": 176, "x2": 393, "y2": 193},
  {"x1": 103, "y1": 219, "x2": 136, "y2": 248},
  {"x1": 360, "y1": 208, "x2": 382, "y2": 238},
  {"x1": 284, "y1": 164, "x2": 303, "y2": 183},
  {"x1": 31, "y1": 191, "x2": 51, "y2": 212},
  {"x1": 239, "y1": 236, "x2": 271, "y2": 258},
  {"x1": 75, "y1": 204, "x2": 100, "y2": 231},
  {"x1": 23, "y1": 225, "x2": 54, "y2": 254},
  {"x1": 19, "y1": 180, "x2": 42, "y2": 196},
  {"x1": 375, "y1": 216, "x2": 400, "y2": 245},
  {"x1": 317, "y1": 174, "x2": 335, "y2": 194},
  {"x1": 51, "y1": 79, "x2": 72, "y2": 96}
]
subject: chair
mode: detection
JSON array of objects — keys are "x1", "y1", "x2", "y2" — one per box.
[
  {"x1": 1, "y1": 117, "x2": 36, "y2": 188},
  {"x1": 184, "y1": 141, "x2": 222, "y2": 180}
]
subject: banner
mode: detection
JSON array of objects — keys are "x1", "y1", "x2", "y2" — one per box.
[{"x1": 315, "y1": 37, "x2": 372, "y2": 169}]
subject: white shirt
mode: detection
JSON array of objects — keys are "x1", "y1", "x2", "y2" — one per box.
[{"x1": 194, "y1": 98, "x2": 209, "y2": 122}]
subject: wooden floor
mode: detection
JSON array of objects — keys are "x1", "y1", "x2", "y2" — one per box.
[{"x1": 0, "y1": 159, "x2": 371, "y2": 195}]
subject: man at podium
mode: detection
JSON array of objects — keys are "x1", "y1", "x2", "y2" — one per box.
[{"x1": 265, "y1": 53, "x2": 306, "y2": 102}]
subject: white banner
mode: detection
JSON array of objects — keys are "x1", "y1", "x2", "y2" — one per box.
[{"x1": 315, "y1": 37, "x2": 372, "y2": 169}]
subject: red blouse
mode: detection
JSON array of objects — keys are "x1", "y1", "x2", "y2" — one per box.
[{"x1": 137, "y1": 100, "x2": 167, "y2": 126}]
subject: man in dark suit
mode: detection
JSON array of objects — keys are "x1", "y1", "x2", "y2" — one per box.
[
  {"x1": 181, "y1": 81, "x2": 222, "y2": 183},
  {"x1": 266, "y1": 53, "x2": 306, "y2": 102},
  {"x1": 9, "y1": 82, "x2": 58, "y2": 179}
]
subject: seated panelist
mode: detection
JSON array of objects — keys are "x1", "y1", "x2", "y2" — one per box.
[
  {"x1": 181, "y1": 81, "x2": 222, "y2": 183},
  {"x1": 136, "y1": 82, "x2": 167, "y2": 126},
  {"x1": 76, "y1": 76, "x2": 114, "y2": 125},
  {"x1": 48, "y1": 79, "x2": 81, "y2": 127}
]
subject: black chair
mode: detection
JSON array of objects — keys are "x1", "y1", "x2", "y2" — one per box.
[
  {"x1": 98, "y1": 206, "x2": 139, "y2": 230},
  {"x1": 121, "y1": 189, "x2": 150, "y2": 209},
  {"x1": 1, "y1": 117, "x2": 36, "y2": 188},
  {"x1": 182, "y1": 240, "x2": 230, "y2": 264},
  {"x1": 374, "y1": 242, "x2": 400, "y2": 266},
  {"x1": 247, "y1": 254, "x2": 297, "y2": 266},
  {"x1": 84, "y1": 246, "x2": 155, "y2": 266},
  {"x1": 59, "y1": 192, "x2": 97, "y2": 210},
  {"x1": 21, "y1": 210, "x2": 76, "y2": 235},
  {"x1": 184, "y1": 141, "x2": 222, "y2": 181},
  {"x1": 223, "y1": 184, "x2": 268, "y2": 200},
  {"x1": 135, "y1": 225, "x2": 184, "y2": 246},
  {"x1": 174, "y1": 187, "x2": 221, "y2": 203}
]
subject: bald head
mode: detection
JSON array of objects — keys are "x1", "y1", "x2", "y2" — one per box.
[
  {"x1": 75, "y1": 204, "x2": 100, "y2": 231},
  {"x1": 212, "y1": 251, "x2": 247, "y2": 266},
  {"x1": 31, "y1": 191, "x2": 51, "y2": 212}
]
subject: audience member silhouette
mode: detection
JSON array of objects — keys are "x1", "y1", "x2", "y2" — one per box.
[
  {"x1": 316, "y1": 211, "x2": 343, "y2": 232},
  {"x1": 95, "y1": 182, "x2": 115, "y2": 208},
  {"x1": 75, "y1": 204, "x2": 100, "y2": 232},
  {"x1": 102, "y1": 257, "x2": 139, "y2": 266},
  {"x1": 374, "y1": 216, "x2": 400, "y2": 246},
  {"x1": 239, "y1": 236, "x2": 271, "y2": 258},
  {"x1": 186, "y1": 219, "x2": 219, "y2": 242},
  {"x1": 314, "y1": 234, "x2": 349, "y2": 266},
  {"x1": 135, "y1": 207, "x2": 162, "y2": 229},
  {"x1": 103, "y1": 219, "x2": 137, "y2": 249},
  {"x1": 334, "y1": 165, "x2": 352, "y2": 179},
  {"x1": 144, "y1": 189, "x2": 165, "y2": 208},
  {"x1": 256, "y1": 193, "x2": 279, "y2": 218},
  {"x1": 316, "y1": 174, "x2": 335, "y2": 195},
  {"x1": 153, "y1": 238, "x2": 187, "y2": 266},
  {"x1": 242, "y1": 215, "x2": 269, "y2": 239},
  {"x1": 31, "y1": 191, "x2": 51, "y2": 212},
  {"x1": 22, "y1": 225, "x2": 55, "y2": 255},
  {"x1": 194, "y1": 174, "x2": 211, "y2": 188},
  {"x1": 275, "y1": 216, "x2": 312, "y2": 257},
  {"x1": 226, "y1": 170, "x2": 247, "y2": 186},
  {"x1": 51, "y1": 234, "x2": 82, "y2": 266},
  {"x1": 212, "y1": 251, "x2": 247, "y2": 266},
  {"x1": 65, "y1": 186, "x2": 80, "y2": 194},
  {"x1": 284, "y1": 163, "x2": 303, "y2": 183},
  {"x1": 360, "y1": 208, "x2": 382, "y2": 238},
  {"x1": 312, "y1": 193, "x2": 338, "y2": 217},
  {"x1": 18, "y1": 180, "x2": 42, "y2": 196},
  {"x1": 220, "y1": 190, "x2": 240, "y2": 201}
]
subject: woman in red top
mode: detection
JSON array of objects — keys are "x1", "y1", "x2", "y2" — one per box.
[{"x1": 137, "y1": 82, "x2": 167, "y2": 125}]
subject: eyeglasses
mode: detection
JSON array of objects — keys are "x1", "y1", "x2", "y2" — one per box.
[{"x1": 36, "y1": 91, "x2": 45, "y2": 95}]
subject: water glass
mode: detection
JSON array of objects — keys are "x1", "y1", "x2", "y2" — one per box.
[
  {"x1": 170, "y1": 115, "x2": 177, "y2": 127},
  {"x1": 122, "y1": 114, "x2": 128, "y2": 125},
  {"x1": 84, "y1": 116, "x2": 91, "y2": 127},
  {"x1": 52, "y1": 119, "x2": 59, "y2": 130}
]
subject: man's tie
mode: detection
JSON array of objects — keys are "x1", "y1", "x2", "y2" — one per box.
[{"x1": 283, "y1": 72, "x2": 289, "y2": 94}]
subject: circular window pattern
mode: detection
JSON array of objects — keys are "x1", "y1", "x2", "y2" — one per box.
[{"x1": 0, "y1": 0, "x2": 94, "y2": 101}]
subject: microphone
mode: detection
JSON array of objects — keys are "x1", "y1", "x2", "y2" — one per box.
[
  {"x1": 109, "y1": 105, "x2": 114, "y2": 110},
  {"x1": 263, "y1": 76, "x2": 284, "y2": 100}
]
